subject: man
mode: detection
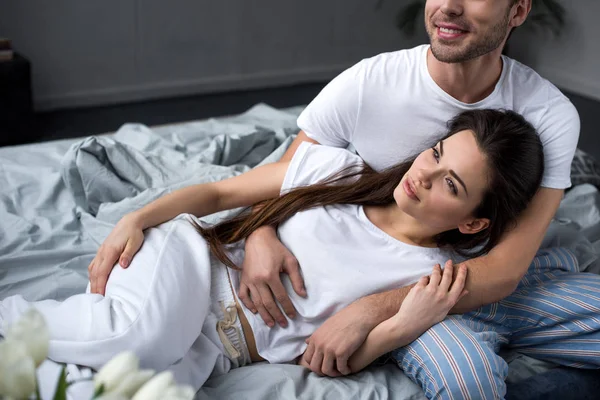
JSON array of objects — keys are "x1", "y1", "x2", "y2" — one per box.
[{"x1": 236, "y1": 0, "x2": 599, "y2": 398}]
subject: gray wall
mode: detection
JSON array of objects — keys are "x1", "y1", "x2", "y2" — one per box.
[
  {"x1": 507, "y1": 0, "x2": 600, "y2": 102},
  {"x1": 0, "y1": 0, "x2": 421, "y2": 111},
  {"x1": 1, "y1": 1, "x2": 598, "y2": 111}
]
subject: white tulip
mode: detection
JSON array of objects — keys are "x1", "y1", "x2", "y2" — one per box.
[
  {"x1": 5, "y1": 308, "x2": 49, "y2": 367},
  {"x1": 94, "y1": 351, "x2": 140, "y2": 393},
  {"x1": 162, "y1": 384, "x2": 196, "y2": 400},
  {"x1": 0, "y1": 339, "x2": 37, "y2": 399},
  {"x1": 95, "y1": 394, "x2": 129, "y2": 400},
  {"x1": 111, "y1": 369, "x2": 155, "y2": 397},
  {"x1": 131, "y1": 371, "x2": 174, "y2": 400}
]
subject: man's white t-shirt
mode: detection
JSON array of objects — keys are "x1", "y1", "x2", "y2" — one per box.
[
  {"x1": 297, "y1": 45, "x2": 580, "y2": 189},
  {"x1": 229, "y1": 142, "x2": 454, "y2": 363}
]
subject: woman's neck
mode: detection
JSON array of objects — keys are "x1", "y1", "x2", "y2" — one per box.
[{"x1": 364, "y1": 204, "x2": 438, "y2": 248}]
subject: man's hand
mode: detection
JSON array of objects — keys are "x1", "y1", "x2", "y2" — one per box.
[
  {"x1": 301, "y1": 303, "x2": 374, "y2": 377},
  {"x1": 239, "y1": 226, "x2": 306, "y2": 328}
]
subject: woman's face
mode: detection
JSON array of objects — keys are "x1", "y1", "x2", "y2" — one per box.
[{"x1": 393, "y1": 129, "x2": 490, "y2": 233}]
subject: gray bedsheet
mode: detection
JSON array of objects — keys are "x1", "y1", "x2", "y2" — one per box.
[{"x1": 1, "y1": 103, "x2": 598, "y2": 400}]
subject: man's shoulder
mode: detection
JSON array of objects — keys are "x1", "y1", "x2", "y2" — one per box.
[
  {"x1": 503, "y1": 56, "x2": 570, "y2": 106},
  {"x1": 357, "y1": 45, "x2": 427, "y2": 74},
  {"x1": 502, "y1": 56, "x2": 578, "y2": 127}
]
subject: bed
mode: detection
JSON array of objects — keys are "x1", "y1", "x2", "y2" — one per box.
[{"x1": 2, "y1": 104, "x2": 600, "y2": 399}]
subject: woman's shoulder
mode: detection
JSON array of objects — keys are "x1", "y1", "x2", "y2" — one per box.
[{"x1": 283, "y1": 142, "x2": 364, "y2": 192}]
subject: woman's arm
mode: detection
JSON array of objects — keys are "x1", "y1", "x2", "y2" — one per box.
[
  {"x1": 130, "y1": 160, "x2": 290, "y2": 229},
  {"x1": 301, "y1": 188, "x2": 563, "y2": 376},
  {"x1": 349, "y1": 262, "x2": 468, "y2": 373},
  {"x1": 88, "y1": 160, "x2": 290, "y2": 295}
]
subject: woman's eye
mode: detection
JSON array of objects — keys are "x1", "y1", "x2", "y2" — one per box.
[
  {"x1": 432, "y1": 147, "x2": 440, "y2": 161},
  {"x1": 446, "y1": 178, "x2": 457, "y2": 195}
]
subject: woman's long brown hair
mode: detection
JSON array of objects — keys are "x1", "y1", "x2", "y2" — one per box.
[
  {"x1": 192, "y1": 109, "x2": 544, "y2": 270},
  {"x1": 192, "y1": 161, "x2": 410, "y2": 270}
]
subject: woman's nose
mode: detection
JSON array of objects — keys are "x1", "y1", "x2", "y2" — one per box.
[{"x1": 416, "y1": 169, "x2": 433, "y2": 190}]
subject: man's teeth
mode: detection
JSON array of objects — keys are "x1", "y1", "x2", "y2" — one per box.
[{"x1": 439, "y1": 27, "x2": 463, "y2": 34}]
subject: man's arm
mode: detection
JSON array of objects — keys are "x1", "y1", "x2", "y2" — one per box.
[
  {"x1": 280, "y1": 130, "x2": 320, "y2": 162},
  {"x1": 379, "y1": 187, "x2": 562, "y2": 314},
  {"x1": 303, "y1": 187, "x2": 564, "y2": 375},
  {"x1": 237, "y1": 131, "x2": 321, "y2": 328}
]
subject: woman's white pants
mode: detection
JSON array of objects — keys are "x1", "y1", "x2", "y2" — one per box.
[{"x1": 0, "y1": 215, "x2": 249, "y2": 389}]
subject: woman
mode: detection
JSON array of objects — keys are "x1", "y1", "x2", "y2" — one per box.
[{"x1": 0, "y1": 109, "x2": 544, "y2": 390}]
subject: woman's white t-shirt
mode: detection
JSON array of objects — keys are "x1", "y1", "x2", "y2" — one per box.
[{"x1": 229, "y1": 142, "x2": 454, "y2": 363}]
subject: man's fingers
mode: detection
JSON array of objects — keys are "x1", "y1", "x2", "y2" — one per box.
[
  {"x1": 303, "y1": 341, "x2": 315, "y2": 366},
  {"x1": 257, "y1": 284, "x2": 288, "y2": 327},
  {"x1": 449, "y1": 265, "x2": 468, "y2": 300},
  {"x1": 283, "y1": 257, "x2": 306, "y2": 297},
  {"x1": 439, "y1": 260, "x2": 454, "y2": 291},
  {"x1": 336, "y1": 355, "x2": 352, "y2": 376},
  {"x1": 269, "y1": 279, "x2": 297, "y2": 320},
  {"x1": 429, "y1": 264, "x2": 442, "y2": 286},
  {"x1": 322, "y1": 354, "x2": 340, "y2": 377},
  {"x1": 249, "y1": 285, "x2": 275, "y2": 328},
  {"x1": 298, "y1": 356, "x2": 310, "y2": 369},
  {"x1": 238, "y1": 283, "x2": 257, "y2": 313},
  {"x1": 309, "y1": 351, "x2": 325, "y2": 376}
]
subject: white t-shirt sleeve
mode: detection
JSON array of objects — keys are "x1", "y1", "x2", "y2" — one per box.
[
  {"x1": 296, "y1": 60, "x2": 365, "y2": 148},
  {"x1": 281, "y1": 142, "x2": 363, "y2": 194},
  {"x1": 537, "y1": 98, "x2": 580, "y2": 189}
]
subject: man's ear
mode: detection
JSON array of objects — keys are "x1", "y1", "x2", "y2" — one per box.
[
  {"x1": 458, "y1": 218, "x2": 490, "y2": 235},
  {"x1": 509, "y1": 0, "x2": 532, "y2": 29}
]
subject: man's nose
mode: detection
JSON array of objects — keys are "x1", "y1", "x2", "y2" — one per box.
[{"x1": 440, "y1": 0, "x2": 464, "y2": 16}]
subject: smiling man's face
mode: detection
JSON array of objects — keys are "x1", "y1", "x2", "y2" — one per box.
[{"x1": 424, "y1": 0, "x2": 517, "y2": 63}]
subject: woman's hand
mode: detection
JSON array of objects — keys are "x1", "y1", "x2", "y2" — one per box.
[
  {"x1": 88, "y1": 213, "x2": 145, "y2": 295},
  {"x1": 392, "y1": 261, "x2": 468, "y2": 342}
]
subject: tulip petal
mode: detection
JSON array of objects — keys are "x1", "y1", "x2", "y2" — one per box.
[
  {"x1": 5, "y1": 308, "x2": 49, "y2": 367},
  {"x1": 131, "y1": 371, "x2": 174, "y2": 400},
  {"x1": 162, "y1": 384, "x2": 197, "y2": 400},
  {"x1": 112, "y1": 369, "x2": 155, "y2": 397},
  {"x1": 94, "y1": 351, "x2": 140, "y2": 393},
  {"x1": 0, "y1": 341, "x2": 37, "y2": 399}
]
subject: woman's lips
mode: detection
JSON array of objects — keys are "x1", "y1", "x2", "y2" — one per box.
[{"x1": 403, "y1": 178, "x2": 420, "y2": 201}]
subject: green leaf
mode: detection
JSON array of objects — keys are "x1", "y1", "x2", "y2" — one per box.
[
  {"x1": 52, "y1": 366, "x2": 68, "y2": 400},
  {"x1": 93, "y1": 383, "x2": 105, "y2": 399}
]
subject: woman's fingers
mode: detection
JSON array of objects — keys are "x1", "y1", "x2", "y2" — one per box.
[
  {"x1": 120, "y1": 233, "x2": 144, "y2": 268},
  {"x1": 428, "y1": 264, "x2": 442, "y2": 287},
  {"x1": 439, "y1": 260, "x2": 454, "y2": 291},
  {"x1": 449, "y1": 265, "x2": 468, "y2": 301}
]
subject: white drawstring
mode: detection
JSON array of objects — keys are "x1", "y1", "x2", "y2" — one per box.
[{"x1": 216, "y1": 301, "x2": 243, "y2": 360}]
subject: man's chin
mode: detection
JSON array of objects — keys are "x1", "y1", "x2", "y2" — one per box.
[{"x1": 430, "y1": 43, "x2": 477, "y2": 64}]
